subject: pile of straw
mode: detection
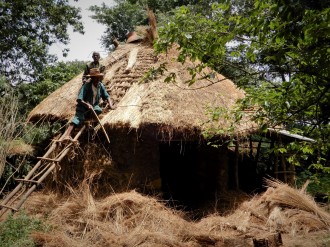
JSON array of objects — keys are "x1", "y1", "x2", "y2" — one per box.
[
  {"x1": 24, "y1": 179, "x2": 330, "y2": 247},
  {"x1": 29, "y1": 187, "x2": 206, "y2": 247},
  {"x1": 198, "y1": 179, "x2": 330, "y2": 238}
]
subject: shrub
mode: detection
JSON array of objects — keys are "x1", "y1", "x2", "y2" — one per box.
[{"x1": 0, "y1": 212, "x2": 49, "y2": 247}]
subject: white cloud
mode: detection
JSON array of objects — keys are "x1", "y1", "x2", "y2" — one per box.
[{"x1": 49, "y1": 0, "x2": 115, "y2": 62}]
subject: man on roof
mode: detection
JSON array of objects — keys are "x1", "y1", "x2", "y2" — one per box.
[
  {"x1": 82, "y1": 51, "x2": 106, "y2": 84},
  {"x1": 63, "y1": 68, "x2": 115, "y2": 140}
]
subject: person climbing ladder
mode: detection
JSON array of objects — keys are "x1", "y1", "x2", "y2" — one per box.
[{"x1": 63, "y1": 68, "x2": 115, "y2": 141}]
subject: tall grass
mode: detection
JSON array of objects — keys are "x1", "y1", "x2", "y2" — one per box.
[{"x1": 0, "y1": 91, "x2": 20, "y2": 178}]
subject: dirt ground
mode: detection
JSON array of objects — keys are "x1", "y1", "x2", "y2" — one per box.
[{"x1": 281, "y1": 231, "x2": 330, "y2": 247}]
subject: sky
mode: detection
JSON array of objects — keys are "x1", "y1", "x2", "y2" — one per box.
[{"x1": 49, "y1": 0, "x2": 115, "y2": 62}]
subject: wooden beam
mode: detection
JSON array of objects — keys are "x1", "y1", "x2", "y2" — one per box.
[
  {"x1": 0, "y1": 204, "x2": 18, "y2": 211},
  {"x1": 234, "y1": 141, "x2": 239, "y2": 190},
  {"x1": 14, "y1": 179, "x2": 39, "y2": 184},
  {"x1": 36, "y1": 157, "x2": 59, "y2": 162}
]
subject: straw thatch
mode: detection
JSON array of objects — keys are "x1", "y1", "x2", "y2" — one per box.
[
  {"x1": 24, "y1": 179, "x2": 330, "y2": 247},
  {"x1": 28, "y1": 186, "x2": 209, "y2": 247},
  {"x1": 27, "y1": 42, "x2": 256, "y2": 139}
]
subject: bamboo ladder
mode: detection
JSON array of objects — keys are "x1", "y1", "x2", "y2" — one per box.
[{"x1": 0, "y1": 125, "x2": 86, "y2": 218}]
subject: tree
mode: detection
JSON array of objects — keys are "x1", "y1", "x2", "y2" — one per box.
[
  {"x1": 0, "y1": 0, "x2": 84, "y2": 83},
  {"x1": 0, "y1": 60, "x2": 84, "y2": 185},
  {"x1": 17, "y1": 60, "x2": 85, "y2": 116},
  {"x1": 0, "y1": 78, "x2": 20, "y2": 179},
  {"x1": 155, "y1": 1, "x2": 330, "y2": 177},
  {"x1": 89, "y1": 0, "x2": 213, "y2": 50},
  {"x1": 90, "y1": 0, "x2": 147, "y2": 47}
]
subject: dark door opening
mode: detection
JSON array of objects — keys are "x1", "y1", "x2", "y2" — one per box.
[
  {"x1": 159, "y1": 141, "x2": 202, "y2": 209},
  {"x1": 228, "y1": 151, "x2": 265, "y2": 193}
]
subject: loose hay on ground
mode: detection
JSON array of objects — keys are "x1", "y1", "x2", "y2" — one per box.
[
  {"x1": 31, "y1": 189, "x2": 202, "y2": 246},
  {"x1": 25, "y1": 179, "x2": 330, "y2": 247}
]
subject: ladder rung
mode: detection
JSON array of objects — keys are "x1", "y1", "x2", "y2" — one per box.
[
  {"x1": 52, "y1": 139, "x2": 63, "y2": 143},
  {"x1": 14, "y1": 178, "x2": 40, "y2": 184},
  {"x1": 37, "y1": 157, "x2": 59, "y2": 162},
  {"x1": 0, "y1": 204, "x2": 18, "y2": 211}
]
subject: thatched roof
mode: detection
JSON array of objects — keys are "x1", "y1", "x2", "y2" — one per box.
[{"x1": 28, "y1": 42, "x2": 256, "y2": 139}]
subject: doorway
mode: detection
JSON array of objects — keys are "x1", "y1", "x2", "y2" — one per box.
[{"x1": 159, "y1": 141, "x2": 199, "y2": 206}]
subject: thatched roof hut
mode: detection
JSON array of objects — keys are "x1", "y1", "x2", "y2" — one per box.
[{"x1": 27, "y1": 40, "x2": 258, "y2": 205}]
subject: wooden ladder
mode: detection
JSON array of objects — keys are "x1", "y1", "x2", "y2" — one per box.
[{"x1": 0, "y1": 125, "x2": 86, "y2": 218}]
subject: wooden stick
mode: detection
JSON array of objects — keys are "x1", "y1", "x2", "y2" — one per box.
[
  {"x1": 0, "y1": 204, "x2": 18, "y2": 211},
  {"x1": 90, "y1": 108, "x2": 110, "y2": 143},
  {"x1": 14, "y1": 179, "x2": 39, "y2": 184},
  {"x1": 36, "y1": 157, "x2": 60, "y2": 162}
]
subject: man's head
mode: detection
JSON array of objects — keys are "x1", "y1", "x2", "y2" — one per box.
[{"x1": 92, "y1": 52, "x2": 100, "y2": 63}]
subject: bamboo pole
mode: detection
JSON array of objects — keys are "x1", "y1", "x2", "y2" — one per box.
[
  {"x1": 91, "y1": 108, "x2": 110, "y2": 143},
  {"x1": 281, "y1": 154, "x2": 287, "y2": 183},
  {"x1": 234, "y1": 141, "x2": 239, "y2": 190},
  {"x1": 275, "y1": 152, "x2": 279, "y2": 179}
]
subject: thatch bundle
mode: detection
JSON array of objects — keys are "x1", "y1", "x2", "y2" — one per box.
[{"x1": 198, "y1": 179, "x2": 330, "y2": 238}]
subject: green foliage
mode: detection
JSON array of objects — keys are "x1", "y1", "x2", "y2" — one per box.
[
  {"x1": 0, "y1": 0, "x2": 84, "y2": 83},
  {"x1": 89, "y1": 0, "x2": 215, "y2": 50},
  {"x1": 23, "y1": 122, "x2": 62, "y2": 146},
  {"x1": 128, "y1": 0, "x2": 213, "y2": 13},
  {"x1": 0, "y1": 75, "x2": 14, "y2": 95},
  {"x1": 1, "y1": 158, "x2": 33, "y2": 191},
  {"x1": 0, "y1": 61, "x2": 82, "y2": 188},
  {"x1": 155, "y1": 0, "x2": 330, "y2": 180},
  {"x1": 0, "y1": 89, "x2": 22, "y2": 178},
  {"x1": 0, "y1": 212, "x2": 49, "y2": 247},
  {"x1": 90, "y1": 0, "x2": 147, "y2": 46},
  {"x1": 297, "y1": 170, "x2": 330, "y2": 201},
  {"x1": 17, "y1": 60, "x2": 85, "y2": 116},
  {"x1": 203, "y1": 105, "x2": 238, "y2": 140},
  {"x1": 139, "y1": 62, "x2": 169, "y2": 83}
]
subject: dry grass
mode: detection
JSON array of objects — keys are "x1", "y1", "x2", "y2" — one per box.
[
  {"x1": 195, "y1": 179, "x2": 330, "y2": 244},
  {"x1": 230, "y1": 179, "x2": 330, "y2": 235},
  {"x1": 22, "y1": 179, "x2": 330, "y2": 247},
  {"x1": 7, "y1": 139, "x2": 34, "y2": 156},
  {"x1": 29, "y1": 187, "x2": 200, "y2": 247}
]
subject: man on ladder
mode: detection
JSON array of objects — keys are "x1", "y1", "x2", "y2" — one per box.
[
  {"x1": 63, "y1": 68, "x2": 115, "y2": 141},
  {"x1": 0, "y1": 70, "x2": 115, "y2": 217}
]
